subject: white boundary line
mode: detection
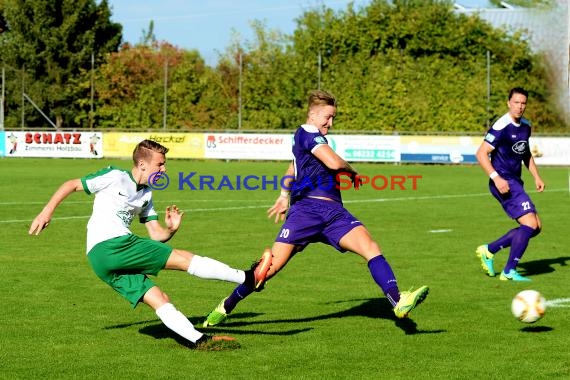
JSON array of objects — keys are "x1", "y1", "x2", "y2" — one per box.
[{"x1": 5, "y1": 188, "x2": 568, "y2": 225}]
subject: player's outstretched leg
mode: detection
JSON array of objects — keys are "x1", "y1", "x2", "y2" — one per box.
[
  {"x1": 393, "y1": 285, "x2": 429, "y2": 319},
  {"x1": 476, "y1": 245, "x2": 495, "y2": 277},
  {"x1": 203, "y1": 248, "x2": 272, "y2": 328}
]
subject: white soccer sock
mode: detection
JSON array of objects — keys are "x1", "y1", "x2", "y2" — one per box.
[
  {"x1": 187, "y1": 255, "x2": 245, "y2": 283},
  {"x1": 155, "y1": 303, "x2": 203, "y2": 343}
]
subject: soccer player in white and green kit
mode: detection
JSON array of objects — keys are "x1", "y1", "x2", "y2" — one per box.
[{"x1": 29, "y1": 139, "x2": 271, "y2": 350}]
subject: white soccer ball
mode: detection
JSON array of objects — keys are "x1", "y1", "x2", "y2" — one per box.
[{"x1": 511, "y1": 290, "x2": 546, "y2": 323}]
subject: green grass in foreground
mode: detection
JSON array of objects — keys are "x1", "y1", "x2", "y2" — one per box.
[{"x1": 1, "y1": 158, "x2": 569, "y2": 379}]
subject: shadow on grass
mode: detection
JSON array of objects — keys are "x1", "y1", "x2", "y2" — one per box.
[
  {"x1": 520, "y1": 325, "x2": 553, "y2": 333},
  {"x1": 201, "y1": 298, "x2": 445, "y2": 336},
  {"x1": 107, "y1": 298, "x2": 443, "y2": 344},
  {"x1": 517, "y1": 256, "x2": 570, "y2": 277},
  {"x1": 104, "y1": 314, "x2": 312, "y2": 345},
  {"x1": 138, "y1": 321, "x2": 312, "y2": 348}
]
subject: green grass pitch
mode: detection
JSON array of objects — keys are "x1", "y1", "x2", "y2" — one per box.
[{"x1": 1, "y1": 158, "x2": 569, "y2": 379}]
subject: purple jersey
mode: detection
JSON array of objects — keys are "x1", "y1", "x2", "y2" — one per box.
[
  {"x1": 484, "y1": 112, "x2": 532, "y2": 180},
  {"x1": 290, "y1": 124, "x2": 342, "y2": 204}
]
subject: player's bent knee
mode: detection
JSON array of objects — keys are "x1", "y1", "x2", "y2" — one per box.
[
  {"x1": 531, "y1": 227, "x2": 541, "y2": 238},
  {"x1": 143, "y1": 286, "x2": 171, "y2": 309}
]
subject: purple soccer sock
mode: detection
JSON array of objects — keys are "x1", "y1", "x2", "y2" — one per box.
[
  {"x1": 503, "y1": 225, "x2": 535, "y2": 273},
  {"x1": 223, "y1": 283, "x2": 254, "y2": 313},
  {"x1": 488, "y1": 227, "x2": 518, "y2": 253},
  {"x1": 368, "y1": 255, "x2": 400, "y2": 306}
]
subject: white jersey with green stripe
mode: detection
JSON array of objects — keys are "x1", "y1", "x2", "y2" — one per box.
[{"x1": 81, "y1": 166, "x2": 158, "y2": 253}]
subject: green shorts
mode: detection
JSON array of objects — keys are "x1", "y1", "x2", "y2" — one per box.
[{"x1": 87, "y1": 234, "x2": 173, "y2": 308}]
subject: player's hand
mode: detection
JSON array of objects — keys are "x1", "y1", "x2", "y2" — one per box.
[
  {"x1": 535, "y1": 177, "x2": 545, "y2": 192},
  {"x1": 493, "y1": 176, "x2": 510, "y2": 194},
  {"x1": 267, "y1": 196, "x2": 289, "y2": 223},
  {"x1": 165, "y1": 205, "x2": 184, "y2": 233},
  {"x1": 28, "y1": 213, "x2": 51, "y2": 235},
  {"x1": 352, "y1": 173, "x2": 363, "y2": 189}
]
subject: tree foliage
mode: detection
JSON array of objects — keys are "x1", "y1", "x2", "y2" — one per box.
[
  {"x1": 95, "y1": 41, "x2": 213, "y2": 129},
  {"x1": 281, "y1": 0, "x2": 562, "y2": 133},
  {"x1": 0, "y1": 0, "x2": 121, "y2": 128},
  {"x1": 0, "y1": 0, "x2": 566, "y2": 132}
]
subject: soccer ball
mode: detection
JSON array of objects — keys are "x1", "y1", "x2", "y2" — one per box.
[{"x1": 511, "y1": 290, "x2": 546, "y2": 323}]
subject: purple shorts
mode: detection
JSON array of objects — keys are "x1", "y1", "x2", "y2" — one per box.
[
  {"x1": 489, "y1": 178, "x2": 536, "y2": 220},
  {"x1": 274, "y1": 197, "x2": 363, "y2": 252}
]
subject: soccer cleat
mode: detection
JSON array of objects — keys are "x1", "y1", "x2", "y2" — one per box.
[
  {"x1": 393, "y1": 285, "x2": 429, "y2": 319},
  {"x1": 202, "y1": 297, "x2": 229, "y2": 327},
  {"x1": 499, "y1": 269, "x2": 531, "y2": 282},
  {"x1": 244, "y1": 248, "x2": 273, "y2": 291},
  {"x1": 476, "y1": 245, "x2": 495, "y2": 277},
  {"x1": 193, "y1": 334, "x2": 240, "y2": 351}
]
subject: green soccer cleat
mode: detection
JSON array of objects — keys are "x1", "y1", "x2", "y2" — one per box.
[
  {"x1": 476, "y1": 245, "x2": 495, "y2": 277},
  {"x1": 393, "y1": 285, "x2": 429, "y2": 319},
  {"x1": 203, "y1": 297, "x2": 229, "y2": 327},
  {"x1": 499, "y1": 269, "x2": 531, "y2": 282}
]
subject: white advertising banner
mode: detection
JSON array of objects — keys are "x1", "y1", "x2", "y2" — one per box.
[
  {"x1": 4, "y1": 131, "x2": 570, "y2": 166},
  {"x1": 201, "y1": 133, "x2": 400, "y2": 162},
  {"x1": 203, "y1": 133, "x2": 293, "y2": 160},
  {"x1": 4, "y1": 131, "x2": 103, "y2": 158},
  {"x1": 400, "y1": 135, "x2": 479, "y2": 164},
  {"x1": 529, "y1": 137, "x2": 570, "y2": 166},
  {"x1": 332, "y1": 135, "x2": 401, "y2": 162}
]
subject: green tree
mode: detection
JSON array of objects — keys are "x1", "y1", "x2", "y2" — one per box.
[
  {"x1": 234, "y1": 20, "x2": 306, "y2": 130},
  {"x1": 96, "y1": 41, "x2": 212, "y2": 130},
  {"x1": 0, "y1": 1, "x2": 7, "y2": 34},
  {"x1": 281, "y1": 0, "x2": 564, "y2": 132},
  {"x1": 88, "y1": 0, "x2": 566, "y2": 133},
  {"x1": 0, "y1": 0, "x2": 121, "y2": 129}
]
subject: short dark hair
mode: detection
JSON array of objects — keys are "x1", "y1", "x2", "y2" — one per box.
[
  {"x1": 132, "y1": 139, "x2": 169, "y2": 165},
  {"x1": 509, "y1": 87, "x2": 528, "y2": 100}
]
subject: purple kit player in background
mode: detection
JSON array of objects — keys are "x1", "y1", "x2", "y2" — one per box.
[
  {"x1": 475, "y1": 87, "x2": 545, "y2": 281},
  {"x1": 203, "y1": 89, "x2": 429, "y2": 328}
]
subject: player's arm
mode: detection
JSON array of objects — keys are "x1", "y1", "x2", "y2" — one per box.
[
  {"x1": 28, "y1": 179, "x2": 83, "y2": 235},
  {"x1": 524, "y1": 154, "x2": 545, "y2": 192},
  {"x1": 268, "y1": 162, "x2": 294, "y2": 223},
  {"x1": 312, "y1": 144, "x2": 361, "y2": 187},
  {"x1": 145, "y1": 205, "x2": 184, "y2": 242},
  {"x1": 475, "y1": 141, "x2": 510, "y2": 194},
  {"x1": 313, "y1": 144, "x2": 357, "y2": 175}
]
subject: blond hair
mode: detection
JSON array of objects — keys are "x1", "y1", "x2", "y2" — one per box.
[{"x1": 307, "y1": 90, "x2": 336, "y2": 115}]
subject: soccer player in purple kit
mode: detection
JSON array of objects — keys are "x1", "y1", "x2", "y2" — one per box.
[
  {"x1": 475, "y1": 87, "x2": 545, "y2": 281},
  {"x1": 203, "y1": 90, "x2": 429, "y2": 327}
]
